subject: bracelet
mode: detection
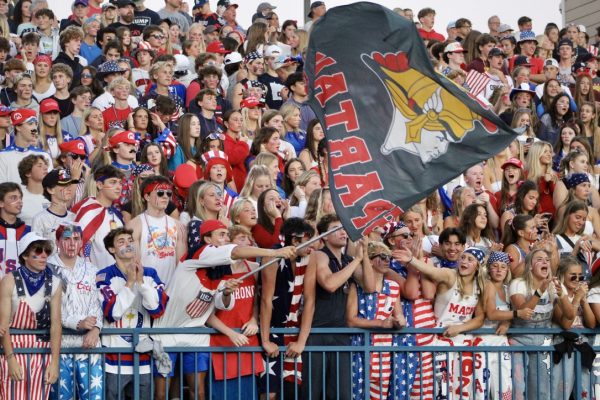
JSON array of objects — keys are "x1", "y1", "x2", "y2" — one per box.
[
  {"x1": 5, "y1": 353, "x2": 14, "y2": 360},
  {"x1": 407, "y1": 256, "x2": 414, "y2": 265},
  {"x1": 513, "y1": 309, "x2": 518, "y2": 318}
]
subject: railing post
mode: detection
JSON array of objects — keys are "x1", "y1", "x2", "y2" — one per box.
[
  {"x1": 363, "y1": 330, "x2": 369, "y2": 398},
  {"x1": 133, "y1": 328, "x2": 140, "y2": 400},
  {"x1": 575, "y1": 350, "x2": 582, "y2": 400}
]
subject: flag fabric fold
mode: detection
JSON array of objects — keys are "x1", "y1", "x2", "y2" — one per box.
[{"x1": 304, "y1": 1, "x2": 518, "y2": 240}]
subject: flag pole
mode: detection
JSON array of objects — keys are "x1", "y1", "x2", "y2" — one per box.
[{"x1": 231, "y1": 224, "x2": 344, "y2": 284}]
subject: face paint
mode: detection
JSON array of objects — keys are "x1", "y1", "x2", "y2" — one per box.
[{"x1": 119, "y1": 245, "x2": 135, "y2": 256}]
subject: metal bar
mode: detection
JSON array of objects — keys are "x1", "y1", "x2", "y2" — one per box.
[{"x1": 224, "y1": 225, "x2": 343, "y2": 286}]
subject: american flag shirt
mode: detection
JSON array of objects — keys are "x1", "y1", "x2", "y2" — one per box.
[{"x1": 351, "y1": 279, "x2": 413, "y2": 400}]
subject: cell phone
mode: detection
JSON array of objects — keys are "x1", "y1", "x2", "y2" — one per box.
[
  {"x1": 526, "y1": 137, "x2": 534, "y2": 144},
  {"x1": 541, "y1": 213, "x2": 552, "y2": 220}
]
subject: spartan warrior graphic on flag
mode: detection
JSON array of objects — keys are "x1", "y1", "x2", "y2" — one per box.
[{"x1": 304, "y1": 2, "x2": 519, "y2": 241}]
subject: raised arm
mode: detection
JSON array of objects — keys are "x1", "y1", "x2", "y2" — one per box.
[
  {"x1": 392, "y1": 247, "x2": 455, "y2": 287},
  {"x1": 316, "y1": 250, "x2": 362, "y2": 294}
]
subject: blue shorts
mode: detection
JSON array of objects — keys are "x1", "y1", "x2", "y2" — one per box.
[{"x1": 154, "y1": 352, "x2": 210, "y2": 377}]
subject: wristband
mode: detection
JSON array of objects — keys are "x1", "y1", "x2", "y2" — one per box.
[{"x1": 513, "y1": 309, "x2": 518, "y2": 318}]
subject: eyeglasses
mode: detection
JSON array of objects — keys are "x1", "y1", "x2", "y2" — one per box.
[
  {"x1": 391, "y1": 232, "x2": 414, "y2": 239},
  {"x1": 151, "y1": 34, "x2": 165, "y2": 40},
  {"x1": 156, "y1": 190, "x2": 172, "y2": 198},
  {"x1": 458, "y1": 25, "x2": 472, "y2": 29},
  {"x1": 81, "y1": 73, "x2": 93, "y2": 79},
  {"x1": 372, "y1": 254, "x2": 391, "y2": 262},
  {"x1": 68, "y1": 153, "x2": 86, "y2": 160},
  {"x1": 569, "y1": 274, "x2": 585, "y2": 282},
  {"x1": 31, "y1": 244, "x2": 52, "y2": 255}
]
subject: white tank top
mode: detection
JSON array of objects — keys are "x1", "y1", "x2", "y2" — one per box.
[
  {"x1": 434, "y1": 277, "x2": 479, "y2": 327},
  {"x1": 140, "y1": 213, "x2": 178, "y2": 286},
  {"x1": 482, "y1": 285, "x2": 510, "y2": 329}
]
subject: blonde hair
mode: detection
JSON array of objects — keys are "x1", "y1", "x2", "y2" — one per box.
[
  {"x1": 279, "y1": 102, "x2": 300, "y2": 133},
  {"x1": 254, "y1": 152, "x2": 278, "y2": 169},
  {"x1": 239, "y1": 165, "x2": 273, "y2": 198},
  {"x1": 149, "y1": 61, "x2": 172, "y2": 82},
  {"x1": 190, "y1": 182, "x2": 221, "y2": 220},
  {"x1": 39, "y1": 108, "x2": 65, "y2": 158},
  {"x1": 290, "y1": 169, "x2": 318, "y2": 207},
  {"x1": 229, "y1": 198, "x2": 254, "y2": 224},
  {"x1": 526, "y1": 141, "x2": 553, "y2": 183},
  {"x1": 367, "y1": 241, "x2": 392, "y2": 259},
  {"x1": 241, "y1": 106, "x2": 261, "y2": 139},
  {"x1": 108, "y1": 76, "x2": 130, "y2": 92}
]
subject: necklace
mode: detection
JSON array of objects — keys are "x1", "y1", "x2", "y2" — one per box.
[{"x1": 143, "y1": 212, "x2": 169, "y2": 250}]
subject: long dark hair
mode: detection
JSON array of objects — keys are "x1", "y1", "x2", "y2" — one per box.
[
  {"x1": 140, "y1": 143, "x2": 169, "y2": 177},
  {"x1": 502, "y1": 214, "x2": 533, "y2": 248},
  {"x1": 513, "y1": 180, "x2": 538, "y2": 216},
  {"x1": 256, "y1": 188, "x2": 279, "y2": 234},
  {"x1": 459, "y1": 203, "x2": 495, "y2": 241},
  {"x1": 548, "y1": 93, "x2": 574, "y2": 127},
  {"x1": 13, "y1": 0, "x2": 31, "y2": 25}
]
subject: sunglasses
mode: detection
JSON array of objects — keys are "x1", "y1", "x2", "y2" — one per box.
[
  {"x1": 156, "y1": 190, "x2": 172, "y2": 198},
  {"x1": 372, "y1": 254, "x2": 391, "y2": 262},
  {"x1": 569, "y1": 275, "x2": 585, "y2": 282},
  {"x1": 151, "y1": 34, "x2": 165, "y2": 40},
  {"x1": 391, "y1": 232, "x2": 414, "y2": 239},
  {"x1": 68, "y1": 153, "x2": 86, "y2": 160},
  {"x1": 81, "y1": 73, "x2": 93, "y2": 79},
  {"x1": 31, "y1": 244, "x2": 52, "y2": 255}
]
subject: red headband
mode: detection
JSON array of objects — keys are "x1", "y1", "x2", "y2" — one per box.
[{"x1": 143, "y1": 182, "x2": 172, "y2": 195}]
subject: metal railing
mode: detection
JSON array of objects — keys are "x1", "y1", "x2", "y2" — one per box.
[{"x1": 2, "y1": 327, "x2": 599, "y2": 399}]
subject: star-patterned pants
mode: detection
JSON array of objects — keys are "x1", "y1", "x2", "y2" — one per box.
[
  {"x1": 50, "y1": 354, "x2": 103, "y2": 400},
  {"x1": 509, "y1": 335, "x2": 552, "y2": 400},
  {"x1": 551, "y1": 335, "x2": 592, "y2": 400}
]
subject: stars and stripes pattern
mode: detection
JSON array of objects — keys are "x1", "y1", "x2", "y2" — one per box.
[
  {"x1": 0, "y1": 300, "x2": 51, "y2": 400},
  {"x1": 72, "y1": 197, "x2": 109, "y2": 248},
  {"x1": 185, "y1": 289, "x2": 214, "y2": 319},
  {"x1": 282, "y1": 255, "x2": 310, "y2": 384},
  {"x1": 410, "y1": 289, "x2": 436, "y2": 399},
  {"x1": 465, "y1": 69, "x2": 491, "y2": 97},
  {"x1": 352, "y1": 279, "x2": 413, "y2": 400}
]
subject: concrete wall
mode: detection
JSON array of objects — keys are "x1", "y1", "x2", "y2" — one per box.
[{"x1": 564, "y1": 0, "x2": 600, "y2": 40}]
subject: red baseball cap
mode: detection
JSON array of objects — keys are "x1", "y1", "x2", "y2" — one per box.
[
  {"x1": 501, "y1": 157, "x2": 524, "y2": 170},
  {"x1": 59, "y1": 140, "x2": 87, "y2": 156},
  {"x1": 206, "y1": 41, "x2": 231, "y2": 54},
  {"x1": 40, "y1": 98, "x2": 60, "y2": 114},
  {"x1": 108, "y1": 130, "x2": 137, "y2": 147},
  {"x1": 10, "y1": 108, "x2": 37, "y2": 126},
  {"x1": 199, "y1": 219, "x2": 228, "y2": 239},
  {"x1": 240, "y1": 96, "x2": 264, "y2": 109}
]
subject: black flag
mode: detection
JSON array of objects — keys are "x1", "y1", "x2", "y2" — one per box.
[{"x1": 304, "y1": 2, "x2": 518, "y2": 241}]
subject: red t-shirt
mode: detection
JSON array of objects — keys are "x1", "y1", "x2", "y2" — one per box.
[
  {"x1": 210, "y1": 264, "x2": 264, "y2": 380},
  {"x1": 418, "y1": 28, "x2": 445, "y2": 42},
  {"x1": 103, "y1": 105, "x2": 132, "y2": 131}
]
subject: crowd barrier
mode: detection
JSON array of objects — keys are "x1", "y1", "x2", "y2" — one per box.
[{"x1": 2, "y1": 327, "x2": 599, "y2": 399}]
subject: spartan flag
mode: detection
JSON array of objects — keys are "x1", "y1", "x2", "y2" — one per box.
[{"x1": 304, "y1": 2, "x2": 518, "y2": 241}]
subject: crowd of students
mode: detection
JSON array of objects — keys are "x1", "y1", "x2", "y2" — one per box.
[{"x1": 0, "y1": 0, "x2": 598, "y2": 399}]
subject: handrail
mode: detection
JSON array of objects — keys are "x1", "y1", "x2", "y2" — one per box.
[{"x1": 7, "y1": 326, "x2": 600, "y2": 335}]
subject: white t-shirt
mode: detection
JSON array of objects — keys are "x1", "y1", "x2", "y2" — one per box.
[
  {"x1": 151, "y1": 244, "x2": 237, "y2": 347},
  {"x1": 19, "y1": 187, "x2": 50, "y2": 226}
]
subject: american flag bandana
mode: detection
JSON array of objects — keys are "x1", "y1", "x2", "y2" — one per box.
[{"x1": 185, "y1": 289, "x2": 214, "y2": 319}]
